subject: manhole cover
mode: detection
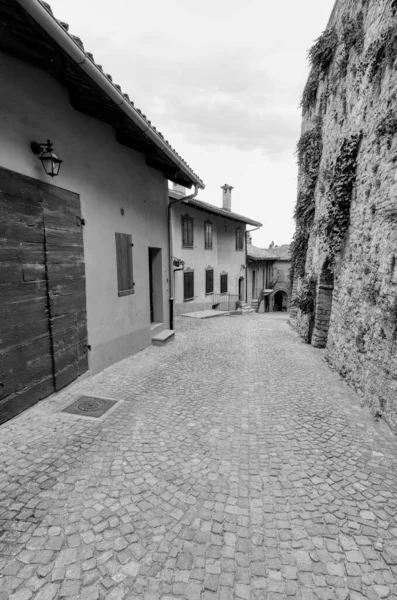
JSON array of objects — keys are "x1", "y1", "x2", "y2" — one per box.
[{"x1": 62, "y1": 396, "x2": 117, "y2": 418}]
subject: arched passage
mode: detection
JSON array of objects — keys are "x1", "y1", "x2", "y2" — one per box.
[
  {"x1": 273, "y1": 290, "x2": 288, "y2": 311},
  {"x1": 312, "y1": 260, "x2": 334, "y2": 348}
]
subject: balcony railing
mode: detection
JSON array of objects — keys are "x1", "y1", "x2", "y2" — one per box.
[{"x1": 212, "y1": 293, "x2": 239, "y2": 311}]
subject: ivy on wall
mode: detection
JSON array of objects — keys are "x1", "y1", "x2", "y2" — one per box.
[
  {"x1": 290, "y1": 122, "x2": 323, "y2": 282},
  {"x1": 339, "y1": 12, "x2": 365, "y2": 77},
  {"x1": 317, "y1": 133, "x2": 362, "y2": 265},
  {"x1": 301, "y1": 29, "x2": 338, "y2": 113},
  {"x1": 361, "y1": 25, "x2": 397, "y2": 83},
  {"x1": 291, "y1": 276, "x2": 317, "y2": 314},
  {"x1": 376, "y1": 109, "x2": 397, "y2": 140}
]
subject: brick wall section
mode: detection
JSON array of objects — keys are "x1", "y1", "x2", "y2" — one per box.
[{"x1": 291, "y1": 0, "x2": 397, "y2": 432}]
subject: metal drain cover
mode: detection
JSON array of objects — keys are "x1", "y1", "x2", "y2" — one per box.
[{"x1": 62, "y1": 396, "x2": 117, "y2": 418}]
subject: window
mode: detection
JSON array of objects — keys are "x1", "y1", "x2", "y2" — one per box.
[
  {"x1": 182, "y1": 214, "x2": 193, "y2": 248},
  {"x1": 115, "y1": 232, "x2": 134, "y2": 296},
  {"x1": 220, "y1": 273, "x2": 228, "y2": 294},
  {"x1": 184, "y1": 271, "x2": 194, "y2": 301},
  {"x1": 204, "y1": 220, "x2": 213, "y2": 249},
  {"x1": 205, "y1": 268, "x2": 214, "y2": 294},
  {"x1": 236, "y1": 228, "x2": 244, "y2": 251}
]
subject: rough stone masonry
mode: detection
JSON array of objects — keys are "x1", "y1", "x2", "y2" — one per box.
[{"x1": 290, "y1": 0, "x2": 397, "y2": 433}]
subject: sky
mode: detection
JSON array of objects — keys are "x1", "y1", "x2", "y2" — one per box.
[{"x1": 48, "y1": 0, "x2": 336, "y2": 248}]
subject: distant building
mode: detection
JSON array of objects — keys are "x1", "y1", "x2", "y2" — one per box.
[
  {"x1": 246, "y1": 242, "x2": 291, "y2": 312},
  {"x1": 170, "y1": 184, "x2": 262, "y2": 315}
]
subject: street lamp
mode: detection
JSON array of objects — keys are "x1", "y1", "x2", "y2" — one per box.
[{"x1": 30, "y1": 139, "x2": 63, "y2": 177}]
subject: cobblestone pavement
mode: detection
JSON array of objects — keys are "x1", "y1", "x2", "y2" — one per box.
[{"x1": 1, "y1": 314, "x2": 397, "y2": 600}]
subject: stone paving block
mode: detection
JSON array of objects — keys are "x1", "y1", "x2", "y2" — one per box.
[{"x1": 1, "y1": 315, "x2": 397, "y2": 599}]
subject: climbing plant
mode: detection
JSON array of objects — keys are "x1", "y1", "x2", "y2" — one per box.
[
  {"x1": 376, "y1": 109, "x2": 397, "y2": 140},
  {"x1": 317, "y1": 133, "x2": 362, "y2": 265},
  {"x1": 338, "y1": 12, "x2": 365, "y2": 77},
  {"x1": 290, "y1": 122, "x2": 323, "y2": 282},
  {"x1": 301, "y1": 29, "x2": 338, "y2": 113},
  {"x1": 361, "y1": 25, "x2": 397, "y2": 83},
  {"x1": 291, "y1": 275, "x2": 317, "y2": 314}
]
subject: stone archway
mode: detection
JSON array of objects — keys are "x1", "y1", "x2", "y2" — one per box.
[
  {"x1": 273, "y1": 290, "x2": 288, "y2": 312},
  {"x1": 312, "y1": 260, "x2": 334, "y2": 348}
]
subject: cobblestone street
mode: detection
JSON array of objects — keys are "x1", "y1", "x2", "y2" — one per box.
[{"x1": 1, "y1": 314, "x2": 397, "y2": 600}]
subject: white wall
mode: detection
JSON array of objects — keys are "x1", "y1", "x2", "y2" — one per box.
[
  {"x1": 171, "y1": 203, "x2": 246, "y2": 314},
  {"x1": 0, "y1": 52, "x2": 170, "y2": 373}
]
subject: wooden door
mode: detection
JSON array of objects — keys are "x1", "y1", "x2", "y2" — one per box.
[{"x1": 0, "y1": 167, "x2": 88, "y2": 425}]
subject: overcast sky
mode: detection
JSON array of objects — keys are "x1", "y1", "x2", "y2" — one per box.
[{"x1": 48, "y1": 0, "x2": 335, "y2": 247}]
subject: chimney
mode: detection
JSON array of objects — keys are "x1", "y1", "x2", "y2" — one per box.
[
  {"x1": 173, "y1": 183, "x2": 186, "y2": 196},
  {"x1": 221, "y1": 184, "x2": 233, "y2": 211}
]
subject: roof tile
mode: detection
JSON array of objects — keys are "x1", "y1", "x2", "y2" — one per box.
[{"x1": 35, "y1": 0, "x2": 203, "y2": 186}]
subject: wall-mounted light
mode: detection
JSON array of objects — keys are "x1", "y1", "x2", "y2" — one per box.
[{"x1": 30, "y1": 139, "x2": 62, "y2": 177}]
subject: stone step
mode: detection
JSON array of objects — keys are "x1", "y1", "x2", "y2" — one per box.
[{"x1": 152, "y1": 329, "x2": 175, "y2": 346}]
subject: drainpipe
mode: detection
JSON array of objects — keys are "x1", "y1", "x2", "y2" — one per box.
[
  {"x1": 245, "y1": 225, "x2": 261, "y2": 304},
  {"x1": 168, "y1": 184, "x2": 200, "y2": 330}
]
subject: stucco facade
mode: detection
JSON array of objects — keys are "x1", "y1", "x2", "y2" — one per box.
[
  {"x1": 170, "y1": 188, "x2": 261, "y2": 315},
  {"x1": 0, "y1": 52, "x2": 172, "y2": 374},
  {"x1": 172, "y1": 203, "x2": 246, "y2": 315}
]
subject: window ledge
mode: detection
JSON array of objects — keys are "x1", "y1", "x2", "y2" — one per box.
[
  {"x1": 183, "y1": 297, "x2": 195, "y2": 302},
  {"x1": 118, "y1": 288, "x2": 135, "y2": 297}
]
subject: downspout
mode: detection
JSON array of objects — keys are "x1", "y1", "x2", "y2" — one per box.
[
  {"x1": 245, "y1": 225, "x2": 261, "y2": 304},
  {"x1": 168, "y1": 185, "x2": 199, "y2": 330}
]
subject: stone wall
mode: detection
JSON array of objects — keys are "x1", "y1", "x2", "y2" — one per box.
[{"x1": 290, "y1": 0, "x2": 397, "y2": 431}]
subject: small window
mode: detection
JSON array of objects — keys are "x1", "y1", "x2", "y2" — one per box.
[
  {"x1": 220, "y1": 273, "x2": 228, "y2": 294},
  {"x1": 184, "y1": 271, "x2": 194, "y2": 301},
  {"x1": 205, "y1": 268, "x2": 214, "y2": 294},
  {"x1": 182, "y1": 214, "x2": 194, "y2": 248},
  {"x1": 204, "y1": 221, "x2": 213, "y2": 250},
  {"x1": 236, "y1": 228, "x2": 244, "y2": 251},
  {"x1": 115, "y1": 232, "x2": 134, "y2": 296}
]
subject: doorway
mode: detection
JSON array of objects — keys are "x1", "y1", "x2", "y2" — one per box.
[
  {"x1": 273, "y1": 290, "x2": 288, "y2": 311},
  {"x1": 252, "y1": 270, "x2": 256, "y2": 300},
  {"x1": 0, "y1": 166, "x2": 88, "y2": 425},
  {"x1": 238, "y1": 276, "x2": 244, "y2": 302},
  {"x1": 148, "y1": 248, "x2": 163, "y2": 324}
]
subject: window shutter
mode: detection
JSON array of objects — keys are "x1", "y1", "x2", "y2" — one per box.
[
  {"x1": 206, "y1": 269, "x2": 214, "y2": 294},
  {"x1": 184, "y1": 271, "x2": 194, "y2": 301},
  {"x1": 221, "y1": 273, "x2": 228, "y2": 294},
  {"x1": 115, "y1": 233, "x2": 134, "y2": 296}
]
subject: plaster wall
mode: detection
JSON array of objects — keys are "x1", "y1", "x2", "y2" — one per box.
[
  {"x1": 171, "y1": 203, "x2": 246, "y2": 315},
  {"x1": 0, "y1": 52, "x2": 170, "y2": 374},
  {"x1": 292, "y1": 0, "x2": 397, "y2": 431}
]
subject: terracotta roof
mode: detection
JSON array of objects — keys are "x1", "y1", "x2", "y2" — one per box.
[
  {"x1": 169, "y1": 191, "x2": 262, "y2": 227},
  {"x1": 12, "y1": 0, "x2": 204, "y2": 188},
  {"x1": 247, "y1": 244, "x2": 291, "y2": 261}
]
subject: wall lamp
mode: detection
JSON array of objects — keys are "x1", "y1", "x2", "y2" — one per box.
[{"x1": 30, "y1": 139, "x2": 63, "y2": 177}]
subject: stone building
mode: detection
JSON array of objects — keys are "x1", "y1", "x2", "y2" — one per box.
[
  {"x1": 290, "y1": 0, "x2": 397, "y2": 430},
  {"x1": 0, "y1": 0, "x2": 203, "y2": 424},
  {"x1": 170, "y1": 184, "x2": 262, "y2": 315},
  {"x1": 246, "y1": 243, "x2": 291, "y2": 312}
]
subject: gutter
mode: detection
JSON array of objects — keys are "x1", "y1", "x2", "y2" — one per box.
[
  {"x1": 16, "y1": 0, "x2": 205, "y2": 190},
  {"x1": 245, "y1": 225, "x2": 262, "y2": 305},
  {"x1": 168, "y1": 185, "x2": 199, "y2": 330}
]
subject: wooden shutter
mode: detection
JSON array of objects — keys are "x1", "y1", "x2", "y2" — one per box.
[
  {"x1": 184, "y1": 271, "x2": 194, "y2": 300},
  {"x1": 206, "y1": 269, "x2": 214, "y2": 294},
  {"x1": 236, "y1": 228, "x2": 244, "y2": 250},
  {"x1": 221, "y1": 273, "x2": 228, "y2": 294},
  {"x1": 205, "y1": 221, "x2": 213, "y2": 249},
  {"x1": 115, "y1": 233, "x2": 134, "y2": 296},
  {"x1": 182, "y1": 215, "x2": 193, "y2": 247}
]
